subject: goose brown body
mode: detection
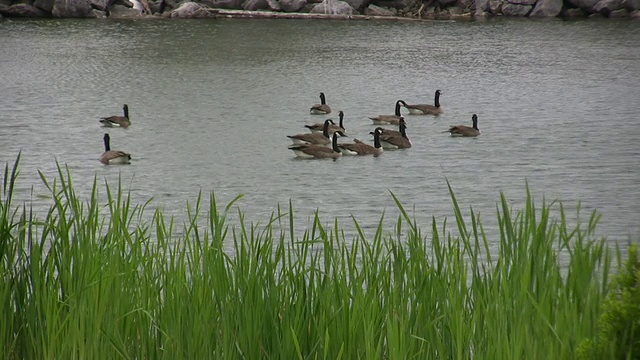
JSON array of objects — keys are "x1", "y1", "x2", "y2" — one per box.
[
  {"x1": 445, "y1": 114, "x2": 481, "y2": 137},
  {"x1": 99, "y1": 133, "x2": 131, "y2": 165},
  {"x1": 400, "y1": 90, "x2": 443, "y2": 115},
  {"x1": 100, "y1": 104, "x2": 131, "y2": 128}
]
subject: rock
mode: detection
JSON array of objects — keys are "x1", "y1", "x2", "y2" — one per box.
[
  {"x1": 34, "y1": 0, "x2": 54, "y2": 12},
  {"x1": 508, "y1": 0, "x2": 535, "y2": 5},
  {"x1": 501, "y1": 1, "x2": 531, "y2": 14},
  {"x1": 169, "y1": 1, "x2": 214, "y2": 17},
  {"x1": 529, "y1": 0, "x2": 561, "y2": 16},
  {"x1": 280, "y1": 0, "x2": 307, "y2": 11},
  {"x1": 203, "y1": 0, "x2": 243, "y2": 9},
  {"x1": 88, "y1": 8, "x2": 107, "y2": 15},
  {"x1": 488, "y1": 0, "x2": 502, "y2": 13},
  {"x1": 624, "y1": 0, "x2": 640, "y2": 10},
  {"x1": 456, "y1": 0, "x2": 475, "y2": 12},
  {"x1": 474, "y1": 0, "x2": 488, "y2": 13},
  {"x1": 371, "y1": 0, "x2": 411, "y2": 9},
  {"x1": 108, "y1": 3, "x2": 143, "y2": 16},
  {"x1": 52, "y1": 0, "x2": 93, "y2": 17},
  {"x1": 630, "y1": 8, "x2": 640, "y2": 16},
  {"x1": 566, "y1": 0, "x2": 599, "y2": 11},
  {"x1": 561, "y1": 7, "x2": 586, "y2": 16},
  {"x1": 242, "y1": 0, "x2": 269, "y2": 10},
  {"x1": 593, "y1": 0, "x2": 623, "y2": 14},
  {"x1": 608, "y1": 7, "x2": 627, "y2": 14},
  {"x1": 344, "y1": 0, "x2": 369, "y2": 11},
  {"x1": 3, "y1": 2, "x2": 49, "y2": 15},
  {"x1": 364, "y1": 3, "x2": 394, "y2": 14},
  {"x1": 310, "y1": 0, "x2": 354, "y2": 14}
]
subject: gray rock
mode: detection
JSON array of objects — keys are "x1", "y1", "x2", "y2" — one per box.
[
  {"x1": 529, "y1": 0, "x2": 561, "y2": 16},
  {"x1": 593, "y1": 0, "x2": 623, "y2": 14},
  {"x1": 266, "y1": 0, "x2": 281, "y2": 9},
  {"x1": 624, "y1": 0, "x2": 640, "y2": 10},
  {"x1": 561, "y1": 7, "x2": 586, "y2": 16},
  {"x1": 52, "y1": 0, "x2": 93, "y2": 17},
  {"x1": 364, "y1": 3, "x2": 394, "y2": 14},
  {"x1": 630, "y1": 8, "x2": 640, "y2": 16},
  {"x1": 508, "y1": 0, "x2": 535, "y2": 5},
  {"x1": 280, "y1": 0, "x2": 307, "y2": 11},
  {"x1": 345, "y1": 0, "x2": 369, "y2": 10},
  {"x1": 242, "y1": 0, "x2": 269, "y2": 10},
  {"x1": 108, "y1": 3, "x2": 143, "y2": 15},
  {"x1": 34, "y1": 0, "x2": 54, "y2": 12},
  {"x1": 87, "y1": 0, "x2": 106, "y2": 10},
  {"x1": 371, "y1": 0, "x2": 410, "y2": 9},
  {"x1": 169, "y1": 1, "x2": 214, "y2": 17},
  {"x1": 488, "y1": 0, "x2": 502, "y2": 13},
  {"x1": 456, "y1": 0, "x2": 474, "y2": 11},
  {"x1": 608, "y1": 7, "x2": 628, "y2": 13},
  {"x1": 3, "y1": 2, "x2": 48, "y2": 15},
  {"x1": 501, "y1": 1, "x2": 531, "y2": 14},
  {"x1": 203, "y1": 0, "x2": 243, "y2": 8},
  {"x1": 310, "y1": 0, "x2": 354, "y2": 13},
  {"x1": 566, "y1": 0, "x2": 599, "y2": 10},
  {"x1": 474, "y1": 0, "x2": 488, "y2": 12},
  {"x1": 88, "y1": 8, "x2": 107, "y2": 15}
]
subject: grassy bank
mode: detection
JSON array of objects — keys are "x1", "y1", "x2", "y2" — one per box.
[{"x1": 0, "y1": 155, "x2": 623, "y2": 359}]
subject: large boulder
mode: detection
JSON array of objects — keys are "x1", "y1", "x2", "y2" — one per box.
[
  {"x1": 561, "y1": 7, "x2": 586, "y2": 15},
  {"x1": 488, "y1": 0, "x2": 502, "y2": 12},
  {"x1": 501, "y1": 1, "x2": 531, "y2": 14},
  {"x1": 474, "y1": 0, "x2": 488, "y2": 13},
  {"x1": 203, "y1": 0, "x2": 243, "y2": 8},
  {"x1": 566, "y1": 0, "x2": 599, "y2": 10},
  {"x1": 169, "y1": 1, "x2": 214, "y2": 17},
  {"x1": 51, "y1": 0, "x2": 93, "y2": 16},
  {"x1": 2, "y1": 2, "x2": 48, "y2": 15},
  {"x1": 624, "y1": 0, "x2": 640, "y2": 10},
  {"x1": 280, "y1": 0, "x2": 307, "y2": 11},
  {"x1": 242, "y1": 0, "x2": 269, "y2": 9},
  {"x1": 438, "y1": 0, "x2": 457, "y2": 6},
  {"x1": 343, "y1": 0, "x2": 369, "y2": 10},
  {"x1": 364, "y1": 3, "x2": 394, "y2": 14},
  {"x1": 34, "y1": 0, "x2": 54, "y2": 12},
  {"x1": 108, "y1": 3, "x2": 143, "y2": 15},
  {"x1": 593, "y1": 0, "x2": 623, "y2": 14},
  {"x1": 529, "y1": 0, "x2": 562, "y2": 15},
  {"x1": 310, "y1": 0, "x2": 354, "y2": 13}
]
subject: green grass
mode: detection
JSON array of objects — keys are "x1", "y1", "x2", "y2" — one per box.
[{"x1": 0, "y1": 154, "x2": 626, "y2": 359}]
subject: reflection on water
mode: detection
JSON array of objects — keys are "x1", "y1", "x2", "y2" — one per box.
[{"x1": 0, "y1": 18, "x2": 639, "y2": 251}]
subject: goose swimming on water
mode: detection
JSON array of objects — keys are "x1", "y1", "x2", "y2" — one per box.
[
  {"x1": 444, "y1": 114, "x2": 481, "y2": 137},
  {"x1": 310, "y1": 92, "x2": 332, "y2": 115},
  {"x1": 305, "y1": 110, "x2": 347, "y2": 135},
  {"x1": 100, "y1": 104, "x2": 131, "y2": 128},
  {"x1": 400, "y1": 90, "x2": 443, "y2": 115},
  {"x1": 369, "y1": 100, "x2": 404, "y2": 125},
  {"x1": 289, "y1": 133, "x2": 342, "y2": 159},
  {"x1": 99, "y1": 133, "x2": 131, "y2": 165}
]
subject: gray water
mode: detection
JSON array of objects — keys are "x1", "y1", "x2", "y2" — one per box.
[{"x1": 1, "y1": 17, "x2": 639, "y2": 251}]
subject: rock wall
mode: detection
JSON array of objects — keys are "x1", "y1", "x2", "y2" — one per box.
[{"x1": 0, "y1": 0, "x2": 639, "y2": 18}]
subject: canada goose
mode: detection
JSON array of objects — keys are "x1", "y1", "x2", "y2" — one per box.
[
  {"x1": 130, "y1": 0, "x2": 145, "y2": 12},
  {"x1": 371, "y1": 119, "x2": 412, "y2": 149},
  {"x1": 99, "y1": 133, "x2": 131, "y2": 165},
  {"x1": 445, "y1": 114, "x2": 480, "y2": 137},
  {"x1": 338, "y1": 128, "x2": 384, "y2": 156},
  {"x1": 289, "y1": 133, "x2": 342, "y2": 159},
  {"x1": 400, "y1": 90, "x2": 443, "y2": 115},
  {"x1": 288, "y1": 119, "x2": 335, "y2": 146},
  {"x1": 305, "y1": 110, "x2": 346, "y2": 134},
  {"x1": 100, "y1": 104, "x2": 131, "y2": 128},
  {"x1": 310, "y1": 92, "x2": 331, "y2": 115},
  {"x1": 369, "y1": 100, "x2": 403, "y2": 125}
]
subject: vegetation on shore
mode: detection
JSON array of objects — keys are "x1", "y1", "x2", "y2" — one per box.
[{"x1": 0, "y1": 154, "x2": 635, "y2": 359}]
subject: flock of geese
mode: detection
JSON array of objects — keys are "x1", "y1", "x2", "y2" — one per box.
[
  {"x1": 97, "y1": 90, "x2": 481, "y2": 164},
  {"x1": 288, "y1": 90, "x2": 481, "y2": 160}
]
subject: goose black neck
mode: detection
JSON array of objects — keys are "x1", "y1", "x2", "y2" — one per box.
[
  {"x1": 331, "y1": 133, "x2": 340, "y2": 152},
  {"x1": 472, "y1": 116, "x2": 478, "y2": 130},
  {"x1": 338, "y1": 112, "x2": 344, "y2": 128},
  {"x1": 123, "y1": 105, "x2": 129, "y2": 119},
  {"x1": 395, "y1": 101, "x2": 402, "y2": 116},
  {"x1": 103, "y1": 135, "x2": 111, "y2": 152},
  {"x1": 434, "y1": 91, "x2": 440, "y2": 108},
  {"x1": 373, "y1": 130, "x2": 381, "y2": 149},
  {"x1": 320, "y1": 93, "x2": 326, "y2": 105},
  {"x1": 400, "y1": 123, "x2": 408, "y2": 138},
  {"x1": 322, "y1": 120, "x2": 331, "y2": 137}
]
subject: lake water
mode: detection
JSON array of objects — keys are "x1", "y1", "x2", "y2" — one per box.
[{"x1": 0, "y1": 17, "x2": 639, "y2": 253}]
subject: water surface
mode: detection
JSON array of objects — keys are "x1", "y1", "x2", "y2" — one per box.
[{"x1": 1, "y1": 17, "x2": 639, "y2": 251}]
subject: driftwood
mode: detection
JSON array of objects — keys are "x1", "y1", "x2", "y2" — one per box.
[{"x1": 207, "y1": 8, "x2": 428, "y2": 20}]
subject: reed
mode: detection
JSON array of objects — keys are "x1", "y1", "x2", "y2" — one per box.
[{"x1": 0, "y1": 156, "x2": 623, "y2": 359}]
